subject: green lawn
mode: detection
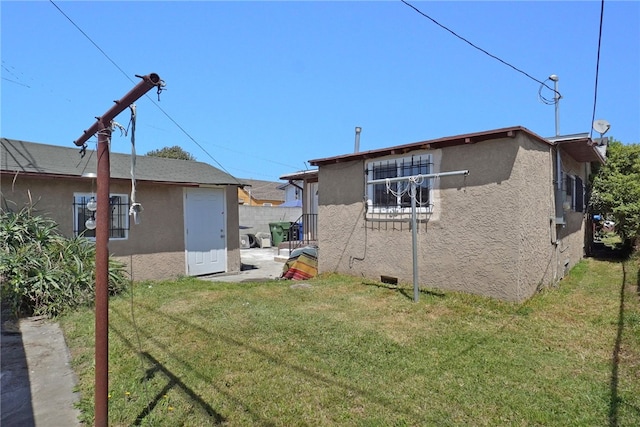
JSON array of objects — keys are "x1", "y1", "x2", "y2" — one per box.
[{"x1": 60, "y1": 257, "x2": 640, "y2": 426}]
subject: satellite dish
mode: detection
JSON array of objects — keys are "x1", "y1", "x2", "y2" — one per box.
[{"x1": 593, "y1": 119, "x2": 611, "y2": 135}]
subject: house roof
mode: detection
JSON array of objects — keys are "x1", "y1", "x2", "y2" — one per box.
[
  {"x1": 279, "y1": 169, "x2": 319, "y2": 182},
  {"x1": 547, "y1": 133, "x2": 607, "y2": 163},
  {"x1": 309, "y1": 126, "x2": 605, "y2": 166},
  {"x1": 240, "y1": 179, "x2": 285, "y2": 201},
  {"x1": 1, "y1": 138, "x2": 241, "y2": 186}
]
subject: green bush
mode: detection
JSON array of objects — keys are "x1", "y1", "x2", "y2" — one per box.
[{"x1": 0, "y1": 205, "x2": 128, "y2": 318}]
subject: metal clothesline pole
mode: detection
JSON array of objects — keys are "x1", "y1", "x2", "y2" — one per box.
[
  {"x1": 368, "y1": 169, "x2": 469, "y2": 302},
  {"x1": 72, "y1": 73, "x2": 163, "y2": 427}
]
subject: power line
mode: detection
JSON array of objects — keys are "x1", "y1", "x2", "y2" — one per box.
[
  {"x1": 400, "y1": 0, "x2": 559, "y2": 96},
  {"x1": 48, "y1": 1, "x2": 299, "y2": 182},
  {"x1": 49, "y1": 0, "x2": 133, "y2": 85},
  {"x1": 2, "y1": 62, "x2": 31, "y2": 87},
  {"x1": 1, "y1": 77, "x2": 31, "y2": 88},
  {"x1": 589, "y1": 0, "x2": 606, "y2": 139},
  {"x1": 48, "y1": 0, "x2": 238, "y2": 180}
]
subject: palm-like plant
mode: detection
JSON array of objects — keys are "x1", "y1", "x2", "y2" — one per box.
[{"x1": 1, "y1": 204, "x2": 128, "y2": 318}]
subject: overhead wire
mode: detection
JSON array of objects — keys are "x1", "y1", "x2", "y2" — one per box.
[
  {"x1": 48, "y1": 0, "x2": 299, "y2": 183},
  {"x1": 49, "y1": 0, "x2": 131, "y2": 81},
  {"x1": 400, "y1": 0, "x2": 560, "y2": 96},
  {"x1": 48, "y1": 0, "x2": 239, "y2": 181},
  {"x1": 589, "y1": 0, "x2": 606, "y2": 139}
]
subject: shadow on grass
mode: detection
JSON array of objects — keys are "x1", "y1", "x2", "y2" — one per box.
[
  {"x1": 133, "y1": 352, "x2": 225, "y2": 425},
  {"x1": 110, "y1": 301, "x2": 428, "y2": 425},
  {"x1": 608, "y1": 256, "x2": 640, "y2": 426},
  {"x1": 608, "y1": 262, "x2": 626, "y2": 427},
  {"x1": 109, "y1": 323, "x2": 267, "y2": 426},
  {"x1": 590, "y1": 242, "x2": 632, "y2": 261},
  {"x1": 361, "y1": 280, "x2": 446, "y2": 301}
]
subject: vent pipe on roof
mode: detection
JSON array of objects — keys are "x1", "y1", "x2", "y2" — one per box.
[{"x1": 354, "y1": 126, "x2": 362, "y2": 153}]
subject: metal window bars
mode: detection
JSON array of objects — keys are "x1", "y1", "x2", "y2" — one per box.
[{"x1": 73, "y1": 195, "x2": 129, "y2": 238}]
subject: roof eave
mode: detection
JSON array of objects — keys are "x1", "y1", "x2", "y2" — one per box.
[
  {"x1": 555, "y1": 137, "x2": 606, "y2": 164},
  {"x1": 309, "y1": 126, "x2": 535, "y2": 166}
]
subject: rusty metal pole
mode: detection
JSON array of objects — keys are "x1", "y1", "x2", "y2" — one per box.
[
  {"x1": 73, "y1": 73, "x2": 163, "y2": 427},
  {"x1": 94, "y1": 119, "x2": 111, "y2": 427}
]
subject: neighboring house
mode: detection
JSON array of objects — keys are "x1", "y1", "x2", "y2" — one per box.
[
  {"x1": 238, "y1": 179, "x2": 285, "y2": 206},
  {"x1": 1, "y1": 138, "x2": 243, "y2": 281},
  {"x1": 280, "y1": 169, "x2": 319, "y2": 245},
  {"x1": 277, "y1": 181, "x2": 303, "y2": 207},
  {"x1": 308, "y1": 126, "x2": 605, "y2": 302}
]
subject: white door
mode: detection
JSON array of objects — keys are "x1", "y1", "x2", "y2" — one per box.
[{"x1": 184, "y1": 188, "x2": 227, "y2": 276}]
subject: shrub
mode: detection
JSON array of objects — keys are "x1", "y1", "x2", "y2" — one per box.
[{"x1": 0, "y1": 205, "x2": 128, "y2": 318}]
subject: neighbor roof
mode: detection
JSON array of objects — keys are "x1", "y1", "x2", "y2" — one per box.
[
  {"x1": 279, "y1": 169, "x2": 318, "y2": 182},
  {"x1": 1, "y1": 138, "x2": 241, "y2": 186},
  {"x1": 240, "y1": 178, "x2": 285, "y2": 201},
  {"x1": 309, "y1": 126, "x2": 605, "y2": 166}
]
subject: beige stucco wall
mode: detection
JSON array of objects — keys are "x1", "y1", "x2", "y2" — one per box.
[
  {"x1": 1, "y1": 174, "x2": 81, "y2": 236},
  {"x1": 108, "y1": 181, "x2": 185, "y2": 256},
  {"x1": 555, "y1": 150, "x2": 589, "y2": 278},
  {"x1": 317, "y1": 134, "x2": 584, "y2": 302},
  {"x1": 109, "y1": 181, "x2": 187, "y2": 280},
  {"x1": 1, "y1": 174, "x2": 241, "y2": 281},
  {"x1": 112, "y1": 252, "x2": 186, "y2": 281}
]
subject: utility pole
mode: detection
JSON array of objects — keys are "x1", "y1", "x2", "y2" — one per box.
[
  {"x1": 73, "y1": 73, "x2": 163, "y2": 427},
  {"x1": 549, "y1": 74, "x2": 560, "y2": 136}
]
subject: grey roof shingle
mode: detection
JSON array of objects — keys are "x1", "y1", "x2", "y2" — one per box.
[{"x1": 1, "y1": 138, "x2": 241, "y2": 186}]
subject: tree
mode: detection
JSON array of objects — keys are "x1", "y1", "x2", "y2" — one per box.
[
  {"x1": 589, "y1": 139, "x2": 640, "y2": 247},
  {"x1": 146, "y1": 145, "x2": 196, "y2": 161}
]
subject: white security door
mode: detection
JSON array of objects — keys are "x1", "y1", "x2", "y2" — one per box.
[{"x1": 184, "y1": 188, "x2": 227, "y2": 276}]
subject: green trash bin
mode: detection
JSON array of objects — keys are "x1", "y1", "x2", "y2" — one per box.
[{"x1": 269, "y1": 222, "x2": 292, "y2": 246}]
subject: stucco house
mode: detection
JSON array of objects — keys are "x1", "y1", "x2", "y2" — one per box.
[
  {"x1": 1, "y1": 138, "x2": 243, "y2": 281},
  {"x1": 308, "y1": 126, "x2": 606, "y2": 302}
]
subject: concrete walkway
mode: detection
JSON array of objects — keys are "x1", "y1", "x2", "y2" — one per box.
[
  {"x1": 1, "y1": 311, "x2": 81, "y2": 426},
  {"x1": 203, "y1": 247, "x2": 286, "y2": 283}
]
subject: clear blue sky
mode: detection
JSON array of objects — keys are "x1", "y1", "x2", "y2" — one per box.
[{"x1": 2, "y1": 1, "x2": 638, "y2": 181}]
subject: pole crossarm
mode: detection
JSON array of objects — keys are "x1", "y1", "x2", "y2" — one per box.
[
  {"x1": 367, "y1": 169, "x2": 469, "y2": 185},
  {"x1": 71, "y1": 73, "x2": 163, "y2": 427},
  {"x1": 73, "y1": 73, "x2": 163, "y2": 147}
]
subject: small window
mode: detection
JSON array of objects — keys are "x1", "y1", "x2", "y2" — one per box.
[
  {"x1": 564, "y1": 175, "x2": 584, "y2": 213},
  {"x1": 574, "y1": 176, "x2": 584, "y2": 212},
  {"x1": 73, "y1": 193, "x2": 129, "y2": 240},
  {"x1": 366, "y1": 154, "x2": 432, "y2": 214}
]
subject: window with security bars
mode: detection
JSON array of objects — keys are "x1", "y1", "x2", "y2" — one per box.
[
  {"x1": 366, "y1": 154, "x2": 433, "y2": 214},
  {"x1": 73, "y1": 193, "x2": 129, "y2": 239}
]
